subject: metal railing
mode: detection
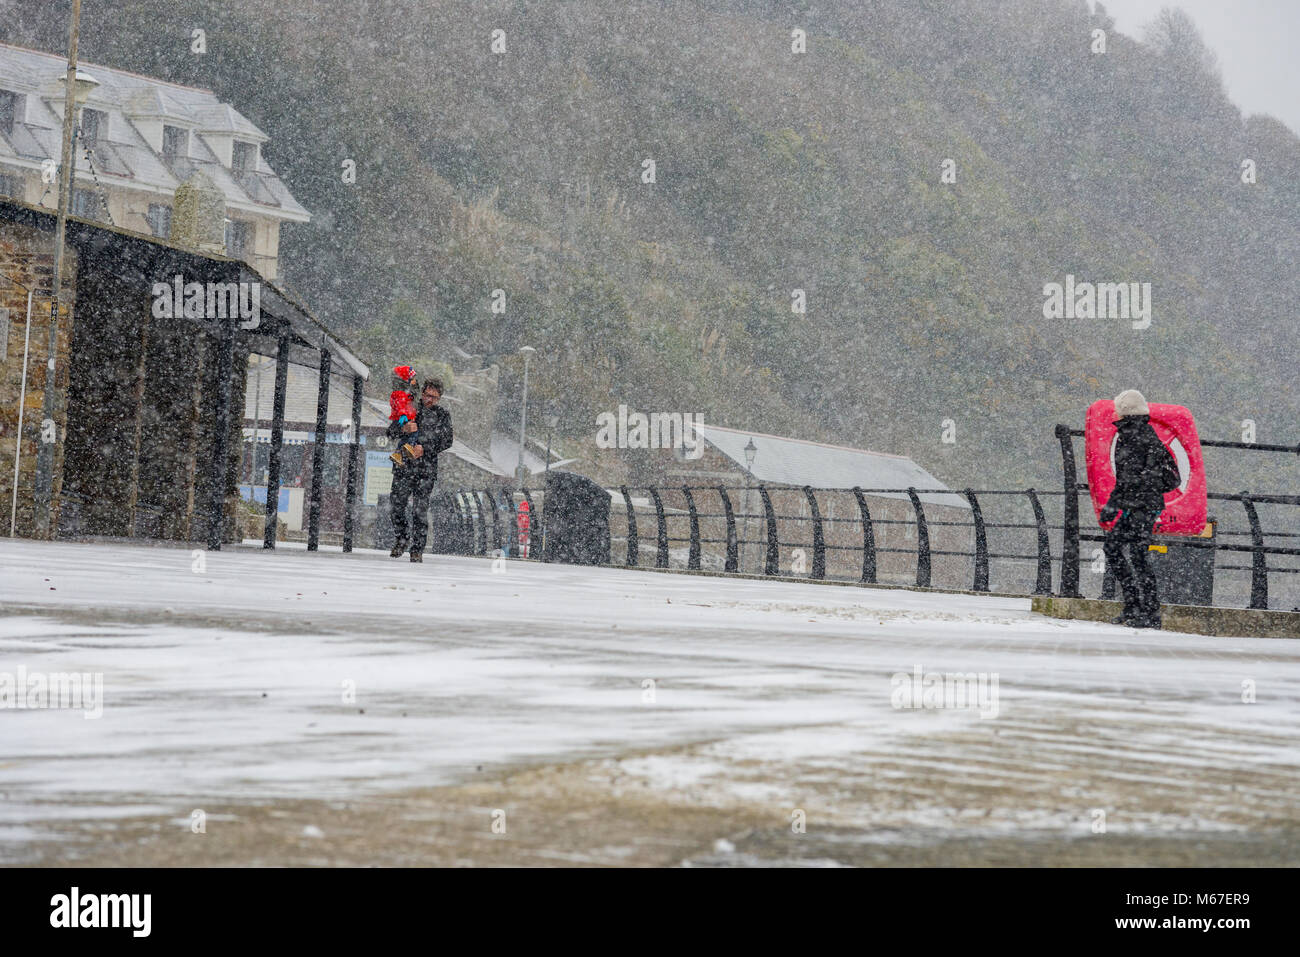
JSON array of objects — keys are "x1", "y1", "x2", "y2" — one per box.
[
  {"x1": 431, "y1": 424, "x2": 1300, "y2": 611},
  {"x1": 431, "y1": 483, "x2": 1069, "y2": 596}
]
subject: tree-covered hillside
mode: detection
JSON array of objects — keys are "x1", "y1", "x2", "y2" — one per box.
[{"x1": 7, "y1": 0, "x2": 1298, "y2": 488}]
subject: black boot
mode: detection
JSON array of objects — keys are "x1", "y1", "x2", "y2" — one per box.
[
  {"x1": 390, "y1": 537, "x2": 408, "y2": 558},
  {"x1": 409, "y1": 550, "x2": 423, "y2": 563}
]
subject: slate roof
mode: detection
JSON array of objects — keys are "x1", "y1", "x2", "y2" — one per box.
[
  {"x1": 0, "y1": 43, "x2": 308, "y2": 222},
  {"x1": 697, "y1": 424, "x2": 968, "y2": 509}
]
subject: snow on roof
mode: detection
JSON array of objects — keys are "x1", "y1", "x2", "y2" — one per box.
[
  {"x1": 0, "y1": 42, "x2": 306, "y2": 221},
  {"x1": 697, "y1": 424, "x2": 968, "y2": 509},
  {"x1": 449, "y1": 439, "x2": 510, "y2": 477},
  {"x1": 490, "y1": 432, "x2": 575, "y2": 476}
]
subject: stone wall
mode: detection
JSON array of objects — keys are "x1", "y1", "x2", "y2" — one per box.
[{"x1": 0, "y1": 222, "x2": 77, "y2": 538}]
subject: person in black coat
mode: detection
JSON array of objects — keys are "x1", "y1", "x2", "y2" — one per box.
[
  {"x1": 388, "y1": 378, "x2": 454, "y2": 561},
  {"x1": 1100, "y1": 389, "x2": 1179, "y2": 628}
]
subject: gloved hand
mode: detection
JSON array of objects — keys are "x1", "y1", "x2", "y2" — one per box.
[{"x1": 1100, "y1": 503, "x2": 1119, "y2": 524}]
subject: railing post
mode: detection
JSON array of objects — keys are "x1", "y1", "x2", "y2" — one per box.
[
  {"x1": 648, "y1": 487, "x2": 668, "y2": 568},
  {"x1": 451, "y1": 493, "x2": 466, "y2": 554},
  {"x1": 1056, "y1": 424, "x2": 1081, "y2": 597},
  {"x1": 1240, "y1": 493, "x2": 1269, "y2": 610},
  {"x1": 620, "y1": 485, "x2": 638, "y2": 567},
  {"x1": 485, "y1": 487, "x2": 502, "y2": 553},
  {"x1": 718, "y1": 487, "x2": 738, "y2": 573},
  {"x1": 307, "y1": 348, "x2": 330, "y2": 552},
  {"x1": 472, "y1": 490, "x2": 488, "y2": 555},
  {"x1": 206, "y1": 313, "x2": 236, "y2": 551},
  {"x1": 683, "y1": 487, "x2": 701, "y2": 570},
  {"x1": 1026, "y1": 488, "x2": 1052, "y2": 595},
  {"x1": 437, "y1": 492, "x2": 450, "y2": 552},
  {"x1": 342, "y1": 374, "x2": 362, "y2": 553},
  {"x1": 463, "y1": 494, "x2": 476, "y2": 555},
  {"x1": 906, "y1": 488, "x2": 931, "y2": 588},
  {"x1": 802, "y1": 486, "x2": 825, "y2": 579},
  {"x1": 500, "y1": 487, "x2": 518, "y2": 557},
  {"x1": 758, "y1": 485, "x2": 779, "y2": 576},
  {"x1": 263, "y1": 336, "x2": 289, "y2": 549},
  {"x1": 964, "y1": 488, "x2": 989, "y2": 592},
  {"x1": 852, "y1": 487, "x2": 877, "y2": 584}
]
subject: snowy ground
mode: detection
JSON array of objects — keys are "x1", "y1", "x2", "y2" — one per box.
[{"x1": 1, "y1": 537, "x2": 1297, "y2": 866}]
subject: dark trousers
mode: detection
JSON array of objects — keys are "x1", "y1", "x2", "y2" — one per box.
[
  {"x1": 390, "y1": 466, "x2": 436, "y2": 552},
  {"x1": 1104, "y1": 507, "x2": 1160, "y2": 620}
]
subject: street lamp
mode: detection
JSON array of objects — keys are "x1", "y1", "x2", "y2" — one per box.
[
  {"x1": 34, "y1": 1, "x2": 96, "y2": 537},
  {"x1": 515, "y1": 346, "x2": 536, "y2": 487},
  {"x1": 742, "y1": 437, "x2": 757, "y2": 573}
]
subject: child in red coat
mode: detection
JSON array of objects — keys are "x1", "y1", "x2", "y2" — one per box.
[{"x1": 389, "y1": 365, "x2": 420, "y2": 465}]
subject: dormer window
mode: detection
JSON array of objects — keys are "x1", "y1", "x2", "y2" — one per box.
[
  {"x1": 162, "y1": 125, "x2": 188, "y2": 160},
  {"x1": 0, "y1": 91, "x2": 24, "y2": 134},
  {"x1": 79, "y1": 108, "x2": 105, "y2": 147},
  {"x1": 231, "y1": 141, "x2": 257, "y2": 174},
  {"x1": 225, "y1": 219, "x2": 251, "y2": 259}
]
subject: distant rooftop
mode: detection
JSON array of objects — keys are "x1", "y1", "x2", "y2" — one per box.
[{"x1": 698, "y1": 424, "x2": 968, "y2": 509}]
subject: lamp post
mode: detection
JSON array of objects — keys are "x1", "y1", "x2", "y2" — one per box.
[
  {"x1": 34, "y1": 1, "x2": 95, "y2": 537},
  {"x1": 541, "y1": 412, "x2": 558, "y2": 555},
  {"x1": 515, "y1": 346, "x2": 536, "y2": 487},
  {"x1": 742, "y1": 437, "x2": 757, "y2": 573},
  {"x1": 6, "y1": 275, "x2": 34, "y2": 537}
]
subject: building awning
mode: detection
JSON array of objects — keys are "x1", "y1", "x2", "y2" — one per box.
[{"x1": 0, "y1": 197, "x2": 368, "y2": 381}]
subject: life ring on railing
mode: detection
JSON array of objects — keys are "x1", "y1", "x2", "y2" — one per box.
[
  {"x1": 1084, "y1": 400, "x2": 1208, "y2": 535},
  {"x1": 517, "y1": 500, "x2": 531, "y2": 558}
]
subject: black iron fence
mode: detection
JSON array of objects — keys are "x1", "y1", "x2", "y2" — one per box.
[{"x1": 429, "y1": 427, "x2": 1299, "y2": 611}]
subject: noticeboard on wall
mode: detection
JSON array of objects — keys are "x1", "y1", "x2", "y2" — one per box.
[{"x1": 363, "y1": 450, "x2": 393, "y2": 506}]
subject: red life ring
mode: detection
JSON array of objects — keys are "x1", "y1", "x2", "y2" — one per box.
[
  {"x1": 517, "y1": 500, "x2": 531, "y2": 557},
  {"x1": 1084, "y1": 400, "x2": 1208, "y2": 535}
]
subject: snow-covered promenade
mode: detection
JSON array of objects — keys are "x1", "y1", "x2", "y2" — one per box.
[{"x1": 1, "y1": 538, "x2": 1296, "y2": 865}]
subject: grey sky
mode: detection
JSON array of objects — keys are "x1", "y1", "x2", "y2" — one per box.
[{"x1": 1102, "y1": 0, "x2": 1300, "y2": 134}]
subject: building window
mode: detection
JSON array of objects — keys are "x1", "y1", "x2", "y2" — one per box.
[
  {"x1": 146, "y1": 203, "x2": 172, "y2": 239},
  {"x1": 225, "y1": 219, "x2": 251, "y2": 259},
  {"x1": 0, "y1": 173, "x2": 21, "y2": 200},
  {"x1": 71, "y1": 187, "x2": 104, "y2": 221},
  {"x1": 162, "y1": 125, "x2": 188, "y2": 160},
  {"x1": 78, "y1": 108, "x2": 105, "y2": 147},
  {"x1": 0, "y1": 91, "x2": 24, "y2": 134},
  {"x1": 231, "y1": 141, "x2": 256, "y2": 173}
]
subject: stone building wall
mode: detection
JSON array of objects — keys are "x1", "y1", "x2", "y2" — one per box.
[{"x1": 0, "y1": 222, "x2": 77, "y2": 538}]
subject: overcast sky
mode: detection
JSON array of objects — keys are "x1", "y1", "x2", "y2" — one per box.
[{"x1": 1102, "y1": 0, "x2": 1300, "y2": 134}]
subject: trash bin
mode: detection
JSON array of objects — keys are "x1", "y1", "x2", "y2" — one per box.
[
  {"x1": 1147, "y1": 520, "x2": 1216, "y2": 606},
  {"x1": 542, "y1": 471, "x2": 611, "y2": 565},
  {"x1": 373, "y1": 494, "x2": 394, "y2": 550}
]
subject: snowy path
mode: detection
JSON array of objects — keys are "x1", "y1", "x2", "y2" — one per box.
[{"x1": 1, "y1": 538, "x2": 1297, "y2": 863}]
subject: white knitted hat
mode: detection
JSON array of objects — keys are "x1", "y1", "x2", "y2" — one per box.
[{"x1": 1113, "y1": 389, "x2": 1150, "y2": 418}]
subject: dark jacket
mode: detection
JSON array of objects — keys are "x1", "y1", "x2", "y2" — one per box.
[
  {"x1": 388, "y1": 401, "x2": 453, "y2": 478},
  {"x1": 1106, "y1": 416, "x2": 1174, "y2": 514}
]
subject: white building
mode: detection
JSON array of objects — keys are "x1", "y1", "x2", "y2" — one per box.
[{"x1": 0, "y1": 42, "x2": 308, "y2": 278}]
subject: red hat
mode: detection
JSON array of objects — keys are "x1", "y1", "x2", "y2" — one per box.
[{"x1": 392, "y1": 365, "x2": 417, "y2": 385}]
